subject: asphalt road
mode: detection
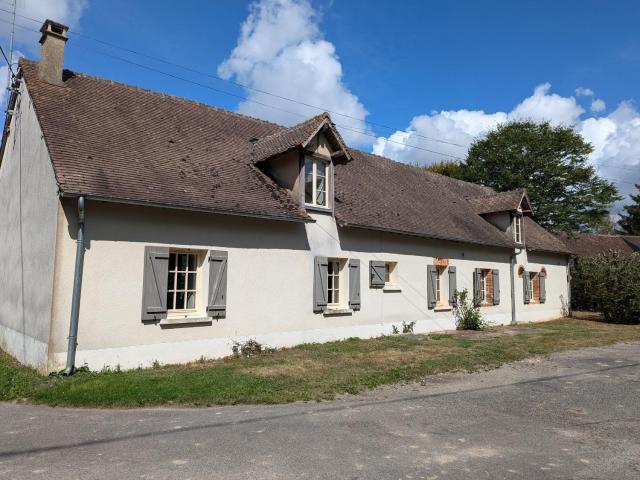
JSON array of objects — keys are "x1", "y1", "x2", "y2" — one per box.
[{"x1": 1, "y1": 342, "x2": 639, "y2": 479}]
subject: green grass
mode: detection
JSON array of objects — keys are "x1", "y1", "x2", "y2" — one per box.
[{"x1": 2, "y1": 318, "x2": 640, "y2": 408}]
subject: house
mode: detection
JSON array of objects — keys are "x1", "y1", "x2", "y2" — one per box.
[
  {"x1": 556, "y1": 232, "x2": 640, "y2": 258},
  {"x1": 0, "y1": 21, "x2": 571, "y2": 373}
]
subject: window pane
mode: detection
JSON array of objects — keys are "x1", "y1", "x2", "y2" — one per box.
[
  {"x1": 188, "y1": 254, "x2": 197, "y2": 271},
  {"x1": 187, "y1": 273, "x2": 196, "y2": 289},
  {"x1": 316, "y1": 188, "x2": 326, "y2": 206},
  {"x1": 169, "y1": 253, "x2": 176, "y2": 271},
  {"x1": 167, "y1": 272, "x2": 175, "y2": 290},
  {"x1": 167, "y1": 292, "x2": 174, "y2": 310},
  {"x1": 177, "y1": 273, "x2": 186, "y2": 290},
  {"x1": 176, "y1": 292, "x2": 185, "y2": 309},
  {"x1": 178, "y1": 254, "x2": 187, "y2": 270},
  {"x1": 187, "y1": 292, "x2": 195, "y2": 309},
  {"x1": 316, "y1": 161, "x2": 326, "y2": 179},
  {"x1": 305, "y1": 158, "x2": 314, "y2": 203},
  {"x1": 328, "y1": 273, "x2": 333, "y2": 289}
]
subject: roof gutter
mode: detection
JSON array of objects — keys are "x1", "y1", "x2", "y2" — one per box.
[
  {"x1": 510, "y1": 246, "x2": 524, "y2": 325},
  {"x1": 58, "y1": 192, "x2": 313, "y2": 224},
  {"x1": 337, "y1": 221, "x2": 517, "y2": 251}
]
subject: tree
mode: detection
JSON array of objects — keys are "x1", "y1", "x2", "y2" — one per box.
[
  {"x1": 618, "y1": 183, "x2": 640, "y2": 235},
  {"x1": 458, "y1": 121, "x2": 621, "y2": 231},
  {"x1": 423, "y1": 160, "x2": 466, "y2": 179}
]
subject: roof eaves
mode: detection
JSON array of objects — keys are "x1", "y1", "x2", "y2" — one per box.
[
  {"x1": 59, "y1": 191, "x2": 314, "y2": 223},
  {"x1": 336, "y1": 218, "x2": 516, "y2": 250}
]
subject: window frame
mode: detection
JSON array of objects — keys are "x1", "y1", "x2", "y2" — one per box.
[
  {"x1": 384, "y1": 261, "x2": 397, "y2": 285},
  {"x1": 167, "y1": 250, "x2": 202, "y2": 315},
  {"x1": 327, "y1": 259, "x2": 342, "y2": 306},
  {"x1": 529, "y1": 271, "x2": 540, "y2": 303},
  {"x1": 435, "y1": 266, "x2": 447, "y2": 305},
  {"x1": 514, "y1": 214, "x2": 523, "y2": 244},
  {"x1": 304, "y1": 154, "x2": 332, "y2": 210}
]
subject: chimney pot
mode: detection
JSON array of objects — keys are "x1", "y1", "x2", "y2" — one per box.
[{"x1": 37, "y1": 19, "x2": 69, "y2": 86}]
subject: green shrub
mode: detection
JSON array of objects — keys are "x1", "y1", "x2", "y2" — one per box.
[
  {"x1": 453, "y1": 289, "x2": 487, "y2": 330},
  {"x1": 572, "y1": 251, "x2": 640, "y2": 324}
]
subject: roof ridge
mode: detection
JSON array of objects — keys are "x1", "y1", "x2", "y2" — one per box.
[
  {"x1": 19, "y1": 58, "x2": 287, "y2": 131},
  {"x1": 254, "y1": 112, "x2": 329, "y2": 143}
]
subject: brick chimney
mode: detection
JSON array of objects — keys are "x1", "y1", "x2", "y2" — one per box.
[{"x1": 37, "y1": 19, "x2": 69, "y2": 86}]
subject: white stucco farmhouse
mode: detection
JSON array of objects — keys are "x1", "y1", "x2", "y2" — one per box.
[{"x1": 0, "y1": 21, "x2": 571, "y2": 373}]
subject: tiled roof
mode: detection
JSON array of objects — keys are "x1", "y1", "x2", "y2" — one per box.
[
  {"x1": 251, "y1": 112, "x2": 350, "y2": 163},
  {"x1": 469, "y1": 189, "x2": 531, "y2": 214},
  {"x1": 334, "y1": 150, "x2": 516, "y2": 248},
  {"x1": 19, "y1": 60, "x2": 310, "y2": 222},
  {"x1": 556, "y1": 232, "x2": 640, "y2": 257},
  {"x1": 17, "y1": 59, "x2": 568, "y2": 253},
  {"x1": 523, "y1": 217, "x2": 571, "y2": 254}
]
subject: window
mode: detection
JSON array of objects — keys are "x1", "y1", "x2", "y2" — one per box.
[
  {"x1": 384, "y1": 261, "x2": 397, "y2": 285},
  {"x1": 514, "y1": 215, "x2": 523, "y2": 243},
  {"x1": 435, "y1": 267, "x2": 446, "y2": 304},
  {"x1": 477, "y1": 269, "x2": 493, "y2": 305},
  {"x1": 167, "y1": 251, "x2": 198, "y2": 312},
  {"x1": 304, "y1": 156, "x2": 330, "y2": 208},
  {"x1": 530, "y1": 272, "x2": 540, "y2": 303},
  {"x1": 327, "y1": 259, "x2": 342, "y2": 306},
  {"x1": 479, "y1": 270, "x2": 486, "y2": 303}
]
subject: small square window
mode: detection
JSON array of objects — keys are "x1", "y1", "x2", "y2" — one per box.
[{"x1": 384, "y1": 262, "x2": 397, "y2": 285}]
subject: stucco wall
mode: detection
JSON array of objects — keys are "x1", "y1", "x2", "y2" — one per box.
[
  {"x1": 49, "y1": 200, "x2": 569, "y2": 371},
  {"x1": 0, "y1": 83, "x2": 59, "y2": 370}
]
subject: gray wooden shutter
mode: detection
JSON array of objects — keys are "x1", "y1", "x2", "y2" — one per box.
[
  {"x1": 523, "y1": 271, "x2": 531, "y2": 304},
  {"x1": 448, "y1": 266, "x2": 457, "y2": 306},
  {"x1": 141, "y1": 246, "x2": 169, "y2": 321},
  {"x1": 427, "y1": 265, "x2": 437, "y2": 309},
  {"x1": 207, "y1": 250, "x2": 228, "y2": 318},
  {"x1": 473, "y1": 268, "x2": 482, "y2": 307},
  {"x1": 369, "y1": 260, "x2": 385, "y2": 288},
  {"x1": 539, "y1": 270, "x2": 546, "y2": 304},
  {"x1": 348, "y1": 259, "x2": 361, "y2": 311},
  {"x1": 492, "y1": 269, "x2": 500, "y2": 305},
  {"x1": 313, "y1": 256, "x2": 328, "y2": 312}
]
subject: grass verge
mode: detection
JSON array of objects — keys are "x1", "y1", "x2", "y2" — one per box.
[{"x1": 1, "y1": 318, "x2": 639, "y2": 408}]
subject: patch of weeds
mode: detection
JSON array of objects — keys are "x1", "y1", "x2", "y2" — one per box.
[
  {"x1": 402, "y1": 321, "x2": 416, "y2": 334},
  {"x1": 453, "y1": 289, "x2": 487, "y2": 330},
  {"x1": 232, "y1": 339, "x2": 275, "y2": 358},
  {"x1": 391, "y1": 325, "x2": 400, "y2": 335},
  {"x1": 430, "y1": 333, "x2": 453, "y2": 340}
]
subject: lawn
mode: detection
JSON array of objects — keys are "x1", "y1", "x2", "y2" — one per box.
[{"x1": 1, "y1": 318, "x2": 639, "y2": 408}]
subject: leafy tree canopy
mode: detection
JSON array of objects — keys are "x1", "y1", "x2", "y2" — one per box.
[
  {"x1": 618, "y1": 183, "x2": 640, "y2": 235},
  {"x1": 425, "y1": 121, "x2": 621, "y2": 232}
]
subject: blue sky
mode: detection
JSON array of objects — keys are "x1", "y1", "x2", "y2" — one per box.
[{"x1": 1, "y1": 0, "x2": 639, "y2": 210}]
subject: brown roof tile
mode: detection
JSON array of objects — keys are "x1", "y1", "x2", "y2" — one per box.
[
  {"x1": 556, "y1": 232, "x2": 640, "y2": 256},
  {"x1": 17, "y1": 59, "x2": 568, "y2": 253},
  {"x1": 469, "y1": 189, "x2": 531, "y2": 215}
]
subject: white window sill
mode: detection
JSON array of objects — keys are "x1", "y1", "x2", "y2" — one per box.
[
  {"x1": 305, "y1": 204, "x2": 332, "y2": 213},
  {"x1": 160, "y1": 316, "x2": 211, "y2": 326},
  {"x1": 323, "y1": 307, "x2": 353, "y2": 316},
  {"x1": 383, "y1": 284, "x2": 402, "y2": 292},
  {"x1": 434, "y1": 305, "x2": 453, "y2": 312}
]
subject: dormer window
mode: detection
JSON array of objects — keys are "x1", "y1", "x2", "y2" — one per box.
[
  {"x1": 304, "y1": 155, "x2": 330, "y2": 208},
  {"x1": 514, "y1": 214, "x2": 523, "y2": 244}
]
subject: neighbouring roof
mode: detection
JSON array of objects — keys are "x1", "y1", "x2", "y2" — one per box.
[
  {"x1": 15, "y1": 59, "x2": 568, "y2": 253},
  {"x1": 556, "y1": 232, "x2": 640, "y2": 257},
  {"x1": 469, "y1": 188, "x2": 532, "y2": 215}
]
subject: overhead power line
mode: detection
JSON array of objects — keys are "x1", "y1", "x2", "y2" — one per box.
[{"x1": 0, "y1": 4, "x2": 468, "y2": 149}]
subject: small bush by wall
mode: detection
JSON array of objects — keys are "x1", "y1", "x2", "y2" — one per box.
[
  {"x1": 572, "y1": 251, "x2": 640, "y2": 324},
  {"x1": 453, "y1": 289, "x2": 487, "y2": 330}
]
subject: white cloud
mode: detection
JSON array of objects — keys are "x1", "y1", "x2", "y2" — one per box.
[
  {"x1": 0, "y1": 0, "x2": 87, "y2": 51},
  {"x1": 218, "y1": 0, "x2": 371, "y2": 145},
  {"x1": 373, "y1": 83, "x2": 640, "y2": 212},
  {"x1": 591, "y1": 98, "x2": 606, "y2": 113},
  {"x1": 576, "y1": 87, "x2": 594, "y2": 97}
]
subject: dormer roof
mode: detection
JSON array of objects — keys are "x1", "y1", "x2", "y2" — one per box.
[
  {"x1": 469, "y1": 188, "x2": 533, "y2": 215},
  {"x1": 251, "y1": 112, "x2": 351, "y2": 163}
]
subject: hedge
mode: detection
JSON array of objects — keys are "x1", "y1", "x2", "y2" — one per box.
[{"x1": 571, "y1": 251, "x2": 640, "y2": 324}]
